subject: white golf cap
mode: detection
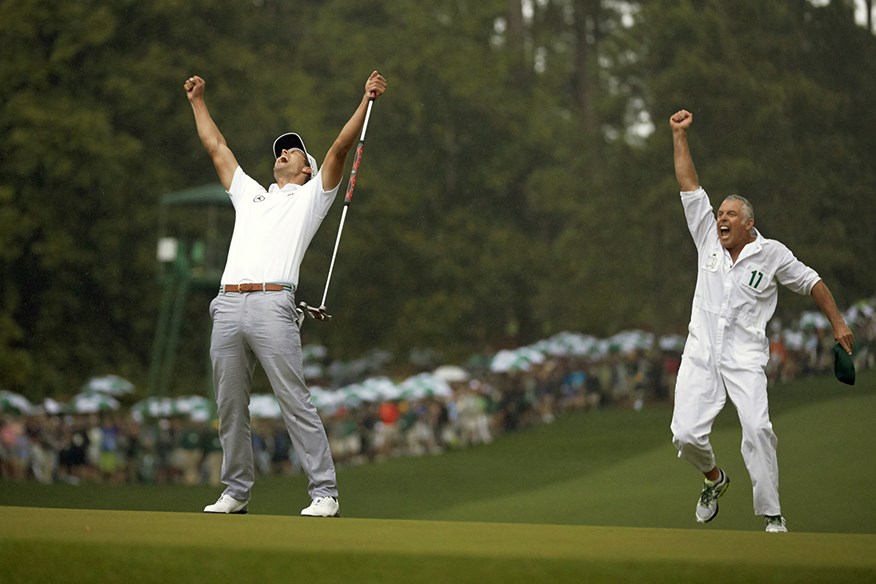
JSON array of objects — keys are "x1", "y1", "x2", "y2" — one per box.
[{"x1": 272, "y1": 132, "x2": 318, "y2": 173}]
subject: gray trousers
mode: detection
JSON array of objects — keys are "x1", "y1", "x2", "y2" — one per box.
[{"x1": 209, "y1": 290, "x2": 338, "y2": 502}]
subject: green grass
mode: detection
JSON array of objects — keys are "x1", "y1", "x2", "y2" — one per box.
[
  {"x1": 2, "y1": 507, "x2": 875, "y2": 584},
  {"x1": 1, "y1": 371, "x2": 874, "y2": 582}
]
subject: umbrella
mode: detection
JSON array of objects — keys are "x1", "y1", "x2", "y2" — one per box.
[
  {"x1": 131, "y1": 396, "x2": 178, "y2": 421},
  {"x1": 67, "y1": 392, "x2": 120, "y2": 414},
  {"x1": 799, "y1": 311, "x2": 829, "y2": 330},
  {"x1": 432, "y1": 365, "x2": 470, "y2": 383},
  {"x1": 302, "y1": 344, "x2": 329, "y2": 362},
  {"x1": 360, "y1": 377, "x2": 401, "y2": 401},
  {"x1": 607, "y1": 330, "x2": 654, "y2": 354},
  {"x1": 398, "y1": 373, "x2": 453, "y2": 400},
  {"x1": 0, "y1": 390, "x2": 34, "y2": 415},
  {"x1": 490, "y1": 347, "x2": 546, "y2": 373},
  {"x1": 658, "y1": 334, "x2": 686, "y2": 352},
  {"x1": 303, "y1": 363, "x2": 325, "y2": 380},
  {"x1": 81, "y1": 374, "x2": 135, "y2": 396},
  {"x1": 249, "y1": 393, "x2": 282, "y2": 419},
  {"x1": 533, "y1": 331, "x2": 599, "y2": 357},
  {"x1": 309, "y1": 386, "x2": 345, "y2": 414},
  {"x1": 844, "y1": 300, "x2": 873, "y2": 325},
  {"x1": 41, "y1": 398, "x2": 65, "y2": 415},
  {"x1": 331, "y1": 377, "x2": 396, "y2": 407},
  {"x1": 174, "y1": 395, "x2": 214, "y2": 422}
]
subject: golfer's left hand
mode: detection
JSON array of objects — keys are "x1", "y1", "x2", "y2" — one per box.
[{"x1": 365, "y1": 71, "x2": 387, "y2": 99}]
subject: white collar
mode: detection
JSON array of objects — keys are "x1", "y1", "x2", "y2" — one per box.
[{"x1": 268, "y1": 182, "x2": 301, "y2": 195}]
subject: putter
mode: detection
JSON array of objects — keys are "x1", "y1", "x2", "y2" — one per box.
[{"x1": 299, "y1": 91, "x2": 377, "y2": 322}]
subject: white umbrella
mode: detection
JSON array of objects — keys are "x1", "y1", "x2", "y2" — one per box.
[
  {"x1": 432, "y1": 365, "x2": 470, "y2": 383},
  {"x1": 81, "y1": 374, "x2": 135, "y2": 396},
  {"x1": 337, "y1": 383, "x2": 366, "y2": 408},
  {"x1": 131, "y1": 396, "x2": 178, "y2": 421},
  {"x1": 361, "y1": 376, "x2": 401, "y2": 401},
  {"x1": 398, "y1": 373, "x2": 453, "y2": 400},
  {"x1": 608, "y1": 330, "x2": 654, "y2": 354},
  {"x1": 302, "y1": 344, "x2": 329, "y2": 362},
  {"x1": 658, "y1": 334, "x2": 686, "y2": 352},
  {"x1": 844, "y1": 299, "x2": 874, "y2": 324},
  {"x1": 309, "y1": 386, "x2": 344, "y2": 413},
  {"x1": 67, "y1": 392, "x2": 120, "y2": 414},
  {"x1": 799, "y1": 311, "x2": 829, "y2": 330},
  {"x1": 42, "y1": 398, "x2": 65, "y2": 415},
  {"x1": 249, "y1": 393, "x2": 282, "y2": 419},
  {"x1": 174, "y1": 395, "x2": 214, "y2": 422},
  {"x1": 490, "y1": 346, "x2": 547, "y2": 373},
  {"x1": 534, "y1": 331, "x2": 599, "y2": 357},
  {"x1": 0, "y1": 390, "x2": 34, "y2": 415},
  {"x1": 303, "y1": 363, "x2": 325, "y2": 380}
]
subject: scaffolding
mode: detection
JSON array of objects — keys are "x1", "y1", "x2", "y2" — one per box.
[{"x1": 148, "y1": 184, "x2": 231, "y2": 397}]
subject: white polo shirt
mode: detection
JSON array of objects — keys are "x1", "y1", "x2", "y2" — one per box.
[
  {"x1": 682, "y1": 187, "x2": 821, "y2": 367},
  {"x1": 220, "y1": 166, "x2": 340, "y2": 288}
]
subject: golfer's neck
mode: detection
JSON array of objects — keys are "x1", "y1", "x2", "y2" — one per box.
[{"x1": 275, "y1": 174, "x2": 307, "y2": 189}]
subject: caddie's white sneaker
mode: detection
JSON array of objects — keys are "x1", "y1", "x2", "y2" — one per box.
[
  {"x1": 301, "y1": 496, "x2": 340, "y2": 517},
  {"x1": 204, "y1": 494, "x2": 249, "y2": 514},
  {"x1": 695, "y1": 468, "x2": 730, "y2": 523},
  {"x1": 764, "y1": 515, "x2": 788, "y2": 533}
]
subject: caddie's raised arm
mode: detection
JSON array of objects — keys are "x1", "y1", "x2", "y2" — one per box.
[
  {"x1": 320, "y1": 71, "x2": 388, "y2": 192},
  {"x1": 184, "y1": 75, "x2": 239, "y2": 190},
  {"x1": 670, "y1": 109, "x2": 700, "y2": 193}
]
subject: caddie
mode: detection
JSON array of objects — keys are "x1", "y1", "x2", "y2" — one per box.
[{"x1": 668, "y1": 109, "x2": 854, "y2": 533}]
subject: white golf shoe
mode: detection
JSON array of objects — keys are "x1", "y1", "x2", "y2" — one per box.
[
  {"x1": 695, "y1": 468, "x2": 730, "y2": 523},
  {"x1": 764, "y1": 515, "x2": 788, "y2": 533},
  {"x1": 204, "y1": 494, "x2": 249, "y2": 514},
  {"x1": 301, "y1": 496, "x2": 340, "y2": 517}
]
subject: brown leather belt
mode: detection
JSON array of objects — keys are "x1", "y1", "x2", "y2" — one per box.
[{"x1": 222, "y1": 283, "x2": 289, "y2": 293}]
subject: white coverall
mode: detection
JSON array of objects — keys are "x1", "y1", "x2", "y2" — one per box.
[{"x1": 670, "y1": 187, "x2": 821, "y2": 516}]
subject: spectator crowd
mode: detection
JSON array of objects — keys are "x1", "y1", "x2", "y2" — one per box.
[{"x1": 2, "y1": 301, "x2": 874, "y2": 487}]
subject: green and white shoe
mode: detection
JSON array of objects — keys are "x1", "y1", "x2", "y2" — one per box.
[{"x1": 695, "y1": 468, "x2": 730, "y2": 524}]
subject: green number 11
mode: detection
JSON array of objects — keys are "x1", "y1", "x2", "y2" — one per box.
[{"x1": 749, "y1": 270, "x2": 764, "y2": 289}]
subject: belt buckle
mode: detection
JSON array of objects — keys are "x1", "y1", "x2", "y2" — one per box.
[{"x1": 237, "y1": 282, "x2": 254, "y2": 293}]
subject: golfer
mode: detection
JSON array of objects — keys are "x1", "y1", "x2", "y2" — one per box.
[
  {"x1": 668, "y1": 109, "x2": 854, "y2": 532},
  {"x1": 184, "y1": 71, "x2": 387, "y2": 516}
]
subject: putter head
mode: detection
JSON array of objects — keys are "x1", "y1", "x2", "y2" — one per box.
[{"x1": 298, "y1": 301, "x2": 332, "y2": 321}]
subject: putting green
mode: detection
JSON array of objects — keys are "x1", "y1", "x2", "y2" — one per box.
[{"x1": 2, "y1": 506, "x2": 874, "y2": 583}]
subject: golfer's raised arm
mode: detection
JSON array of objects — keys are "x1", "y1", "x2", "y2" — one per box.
[
  {"x1": 320, "y1": 71, "x2": 387, "y2": 192},
  {"x1": 184, "y1": 75, "x2": 238, "y2": 190},
  {"x1": 670, "y1": 109, "x2": 700, "y2": 193}
]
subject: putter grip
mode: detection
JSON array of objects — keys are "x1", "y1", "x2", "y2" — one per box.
[{"x1": 343, "y1": 96, "x2": 375, "y2": 204}]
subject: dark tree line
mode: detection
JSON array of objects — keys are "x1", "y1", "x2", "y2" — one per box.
[{"x1": 1, "y1": 0, "x2": 873, "y2": 398}]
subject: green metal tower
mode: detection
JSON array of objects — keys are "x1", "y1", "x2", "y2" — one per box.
[{"x1": 148, "y1": 184, "x2": 231, "y2": 397}]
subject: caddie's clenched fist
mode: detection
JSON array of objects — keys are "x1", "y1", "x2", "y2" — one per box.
[
  {"x1": 184, "y1": 75, "x2": 206, "y2": 102},
  {"x1": 670, "y1": 109, "x2": 693, "y2": 131}
]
